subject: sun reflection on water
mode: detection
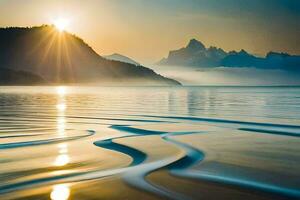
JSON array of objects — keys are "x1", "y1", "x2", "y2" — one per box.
[
  {"x1": 56, "y1": 103, "x2": 67, "y2": 111},
  {"x1": 57, "y1": 117, "x2": 66, "y2": 135},
  {"x1": 54, "y1": 143, "x2": 70, "y2": 166},
  {"x1": 56, "y1": 86, "x2": 67, "y2": 136},
  {"x1": 57, "y1": 86, "x2": 67, "y2": 96},
  {"x1": 54, "y1": 154, "x2": 70, "y2": 166},
  {"x1": 50, "y1": 184, "x2": 70, "y2": 200},
  {"x1": 54, "y1": 86, "x2": 70, "y2": 167},
  {"x1": 52, "y1": 87, "x2": 70, "y2": 197},
  {"x1": 58, "y1": 143, "x2": 68, "y2": 154}
]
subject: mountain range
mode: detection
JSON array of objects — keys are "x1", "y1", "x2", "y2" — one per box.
[
  {"x1": 0, "y1": 25, "x2": 180, "y2": 85},
  {"x1": 158, "y1": 39, "x2": 300, "y2": 71},
  {"x1": 104, "y1": 53, "x2": 140, "y2": 66}
]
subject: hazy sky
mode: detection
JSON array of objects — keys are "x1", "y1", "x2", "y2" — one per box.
[{"x1": 0, "y1": 0, "x2": 299, "y2": 64}]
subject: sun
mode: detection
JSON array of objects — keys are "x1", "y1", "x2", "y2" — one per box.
[{"x1": 53, "y1": 18, "x2": 69, "y2": 32}]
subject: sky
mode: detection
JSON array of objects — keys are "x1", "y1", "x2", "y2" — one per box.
[{"x1": 0, "y1": 0, "x2": 299, "y2": 64}]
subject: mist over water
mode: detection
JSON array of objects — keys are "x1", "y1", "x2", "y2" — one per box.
[
  {"x1": 0, "y1": 86, "x2": 300, "y2": 199},
  {"x1": 152, "y1": 65, "x2": 300, "y2": 86}
]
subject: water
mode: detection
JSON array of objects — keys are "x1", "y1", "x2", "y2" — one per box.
[{"x1": 0, "y1": 86, "x2": 300, "y2": 200}]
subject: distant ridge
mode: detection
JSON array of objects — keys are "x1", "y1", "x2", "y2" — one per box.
[
  {"x1": 104, "y1": 53, "x2": 140, "y2": 66},
  {"x1": 157, "y1": 39, "x2": 300, "y2": 71},
  {"x1": 0, "y1": 25, "x2": 180, "y2": 86}
]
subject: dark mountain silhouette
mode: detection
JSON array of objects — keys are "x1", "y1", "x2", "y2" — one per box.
[
  {"x1": 0, "y1": 68, "x2": 45, "y2": 85},
  {"x1": 221, "y1": 50, "x2": 265, "y2": 68},
  {"x1": 158, "y1": 39, "x2": 227, "y2": 67},
  {"x1": 0, "y1": 25, "x2": 180, "y2": 85},
  {"x1": 104, "y1": 53, "x2": 140, "y2": 66},
  {"x1": 158, "y1": 39, "x2": 300, "y2": 71}
]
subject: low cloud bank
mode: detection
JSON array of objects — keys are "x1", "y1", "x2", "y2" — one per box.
[{"x1": 152, "y1": 65, "x2": 300, "y2": 86}]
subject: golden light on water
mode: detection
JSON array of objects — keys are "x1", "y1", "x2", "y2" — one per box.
[
  {"x1": 57, "y1": 86, "x2": 67, "y2": 96},
  {"x1": 53, "y1": 134, "x2": 70, "y2": 167},
  {"x1": 54, "y1": 154, "x2": 70, "y2": 166},
  {"x1": 50, "y1": 184, "x2": 70, "y2": 200},
  {"x1": 56, "y1": 86, "x2": 67, "y2": 134},
  {"x1": 58, "y1": 143, "x2": 68, "y2": 154},
  {"x1": 56, "y1": 103, "x2": 67, "y2": 111},
  {"x1": 56, "y1": 87, "x2": 67, "y2": 111},
  {"x1": 57, "y1": 117, "x2": 66, "y2": 135},
  {"x1": 54, "y1": 86, "x2": 70, "y2": 167}
]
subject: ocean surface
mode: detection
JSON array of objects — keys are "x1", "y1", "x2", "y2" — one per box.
[{"x1": 0, "y1": 86, "x2": 300, "y2": 200}]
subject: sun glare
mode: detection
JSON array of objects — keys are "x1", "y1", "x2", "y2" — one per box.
[
  {"x1": 53, "y1": 18, "x2": 69, "y2": 32},
  {"x1": 57, "y1": 86, "x2": 67, "y2": 96},
  {"x1": 50, "y1": 184, "x2": 70, "y2": 200}
]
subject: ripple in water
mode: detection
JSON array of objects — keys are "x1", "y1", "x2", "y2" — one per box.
[{"x1": 0, "y1": 86, "x2": 300, "y2": 200}]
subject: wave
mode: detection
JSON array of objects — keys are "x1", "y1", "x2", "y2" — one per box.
[
  {"x1": 94, "y1": 139, "x2": 147, "y2": 166},
  {"x1": 1, "y1": 113, "x2": 299, "y2": 199},
  {"x1": 0, "y1": 130, "x2": 95, "y2": 149},
  {"x1": 239, "y1": 128, "x2": 300, "y2": 137},
  {"x1": 139, "y1": 115, "x2": 300, "y2": 129},
  {"x1": 102, "y1": 125, "x2": 300, "y2": 199}
]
